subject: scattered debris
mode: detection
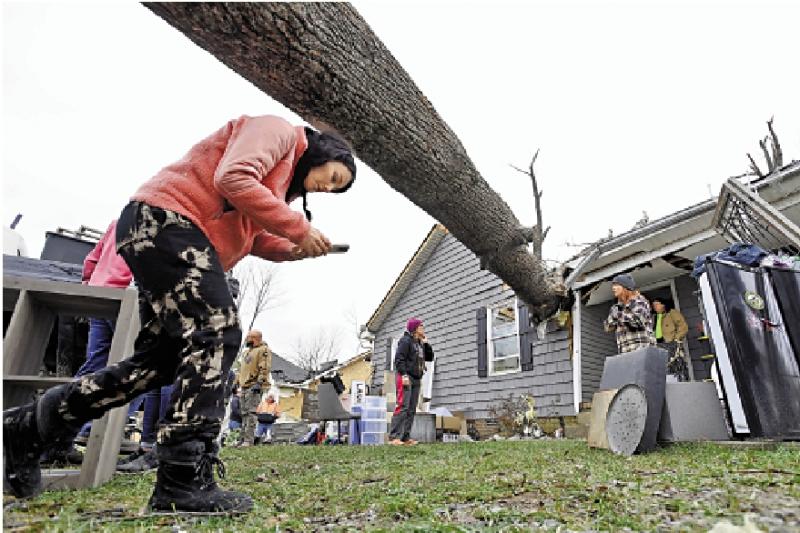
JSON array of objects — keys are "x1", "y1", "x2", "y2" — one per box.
[{"x1": 709, "y1": 515, "x2": 764, "y2": 533}]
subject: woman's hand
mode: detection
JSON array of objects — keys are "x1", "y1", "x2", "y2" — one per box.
[
  {"x1": 290, "y1": 246, "x2": 306, "y2": 260},
  {"x1": 298, "y1": 227, "x2": 331, "y2": 258}
]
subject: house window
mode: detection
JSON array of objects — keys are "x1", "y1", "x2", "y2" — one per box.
[{"x1": 488, "y1": 301, "x2": 520, "y2": 374}]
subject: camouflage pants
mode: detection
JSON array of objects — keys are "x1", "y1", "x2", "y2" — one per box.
[
  {"x1": 57, "y1": 202, "x2": 241, "y2": 445},
  {"x1": 240, "y1": 388, "x2": 261, "y2": 445}
]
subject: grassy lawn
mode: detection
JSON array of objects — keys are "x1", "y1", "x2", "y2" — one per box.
[{"x1": 3, "y1": 440, "x2": 798, "y2": 532}]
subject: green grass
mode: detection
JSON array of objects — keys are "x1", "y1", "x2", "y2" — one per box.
[{"x1": 4, "y1": 440, "x2": 799, "y2": 531}]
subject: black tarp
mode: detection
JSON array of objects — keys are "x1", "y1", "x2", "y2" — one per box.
[{"x1": 706, "y1": 260, "x2": 800, "y2": 439}]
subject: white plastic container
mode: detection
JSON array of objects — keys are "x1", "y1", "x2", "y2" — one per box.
[
  {"x1": 360, "y1": 420, "x2": 388, "y2": 433},
  {"x1": 360, "y1": 432, "x2": 385, "y2": 445},
  {"x1": 363, "y1": 396, "x2": 387, "y2": 409},
  {"x1": 361, "y1": 408, "x2": 386, "y2": 420}
]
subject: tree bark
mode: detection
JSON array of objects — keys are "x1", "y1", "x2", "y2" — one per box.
[{"x1": 143, "y1": 2, "x2": 562, "y2": 318}]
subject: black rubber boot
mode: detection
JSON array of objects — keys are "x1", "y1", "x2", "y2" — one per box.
[
  {"x1": 117, "y1": 448, "x2": 158, "y2": 473},
  {"x1": 147, "y1": 441, "x2": 253, "y2": 514},
  {"x1": 3, "y1": 403, "x2": 43, "y2": 498},
  {"x1": 3, "y1": 386, "x2": 81, "y2": 498}
]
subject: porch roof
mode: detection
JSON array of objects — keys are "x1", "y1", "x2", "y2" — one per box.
[{"x1": 567, "y1": 161, "x2": 800, "y2": 301}]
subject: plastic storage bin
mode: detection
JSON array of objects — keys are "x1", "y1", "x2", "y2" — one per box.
[
  {"x1": 361, "y1": 408, "x2": 385, "y2": 420},
  {"x1": 363, "y1": 396, "x2": 386, "y2": 409},
  {"x1": 360, "y1": 420, "x2": 387, "y2": 433},
  {"x1": 360, "y1": 432, "x2": 385, "y2": 445},
  {"x1": 348, "y1": 418, "x2": 361, "y2": 445}
]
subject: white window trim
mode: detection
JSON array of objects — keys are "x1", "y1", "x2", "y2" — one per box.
[
  {"x1": 487, "y1": 299, "x2": 522, "y2": 376},
  {"x1": 389, "y1": 336, "x2": 399, "y2": 372}
]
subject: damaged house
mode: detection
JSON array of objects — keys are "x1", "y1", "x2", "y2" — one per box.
[{"x1": 367, "y1": 161, "x2": 800, "y2": 435}]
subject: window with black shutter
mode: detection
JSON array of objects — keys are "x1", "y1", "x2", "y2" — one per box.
[
  {"x1": 477, "y1": 308, "x2": 488, "y2": 377},
  {"x1": 488, "y1": 301, "x2": 521, "y2": 374},
  {"x1": 518, "y1": 302, "x2": 534, "y2": 371}
]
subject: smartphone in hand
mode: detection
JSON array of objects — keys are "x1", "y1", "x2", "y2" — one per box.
[{"x1": 329, "y1": 244, "x2": 350, "y2": 254}]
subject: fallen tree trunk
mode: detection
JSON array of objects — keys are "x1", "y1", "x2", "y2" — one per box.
[{"x1": 143, "y1": 2, "x2": 563, "y2": 318}]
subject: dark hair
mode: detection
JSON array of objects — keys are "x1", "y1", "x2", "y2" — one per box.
[
  {"x1": 651, "y1": 296, "x2": 674, "y2": 311},
  {"x1": 287, "y1": 127, "x2": 357, "y2": 221}
]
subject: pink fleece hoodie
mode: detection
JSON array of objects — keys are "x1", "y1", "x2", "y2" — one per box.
[
  {"x1": 131, "y1": 115, "x2": 311, "y2": 271},
  {"x1": 82, "y1": 220, "x2": 133, "y2": 288}
]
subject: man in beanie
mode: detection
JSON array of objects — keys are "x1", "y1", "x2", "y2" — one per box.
[
  {"x1": 603, "y1": 274, "x2": 656, "y2": 353},
  {"x1": 389, "y1": 318, "x2": 434, "y2": 446}
]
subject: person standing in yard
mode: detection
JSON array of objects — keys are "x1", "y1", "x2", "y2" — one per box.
[
  {"x1": 237, "y1": 329, "x2": 273, "y2": 447},
  {"x1": 3, "y1": 115, "x2": 356, "y2": 514},
  {"x1": 389, "y1": 318, "x2": 435, "y2": 446},
  {"x1": 603, "y1": 274, "x2": 656, "y2": 354},
  {"x1": 255, "y1": 393, "x2": 281, "y2": 444}
]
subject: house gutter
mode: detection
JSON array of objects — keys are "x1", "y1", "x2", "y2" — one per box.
[{"x1": 565, "y1": 161, "x2": 800, "y2": 288}]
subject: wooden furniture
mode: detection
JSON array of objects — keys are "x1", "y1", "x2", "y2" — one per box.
[{"x1": 3, "y1": 267, "x2": 139, "y2": 490}]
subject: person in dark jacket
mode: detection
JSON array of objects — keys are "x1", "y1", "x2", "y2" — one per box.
[{"x1": 389, "y1": 318, "x2": 434, "y2": 446}]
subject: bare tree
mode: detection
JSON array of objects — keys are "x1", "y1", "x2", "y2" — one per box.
[
  {"x1": 510, "y1": 149, "x2": 550, "y2": 258},
  {"x1": 142, "y1": 2, "x2": 566, "y2": 321},
  {"x1": 292, "y1": 327, "x2": 343, "y2": 373},
  {"x1": 747, "y1": 117, "x2": 784, "y2": 178},
  {"x1": 231, "y1": 261, "x2": 283, "y2": 333},
  {"x1": 342, "y1": 303, "x2": 361, "y2": 345}
]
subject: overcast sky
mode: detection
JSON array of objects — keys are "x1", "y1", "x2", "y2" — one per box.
[{"x1": 3, "y1": 1, "x2": 799, "y2": 362}]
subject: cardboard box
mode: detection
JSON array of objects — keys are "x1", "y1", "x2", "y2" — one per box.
[{"x1": 436, "y1": 416, "x2": 462, "y2": 432}]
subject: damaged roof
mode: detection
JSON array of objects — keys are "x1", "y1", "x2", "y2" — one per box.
[{"x1": 566, "y1": 161, "x2": 800, "y2": 300}]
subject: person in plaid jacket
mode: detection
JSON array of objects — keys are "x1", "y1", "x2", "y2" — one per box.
[{"x1": 603, "y1": 274, "x2": 656, "y2": 353}]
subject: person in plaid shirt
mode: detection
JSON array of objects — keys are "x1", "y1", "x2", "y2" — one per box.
[{"x1": 603, "y1": 274, "x2": 656, "y2": 353}]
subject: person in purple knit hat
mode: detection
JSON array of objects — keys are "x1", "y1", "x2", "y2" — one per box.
[{"x1": 389, "y1": 318, "x2": 434, "y2": 446}]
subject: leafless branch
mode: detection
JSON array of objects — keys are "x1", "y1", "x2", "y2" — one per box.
[
  {"x1": 509, "y1": 164, "x2": 530, "y2": 176},
  {"x1": 759, "y1": 136, "x2": 774, "y2": 172},
  {"x1": 767, "y1": 116, "x2": 783, "y2": 169},
  {"x1": 747, "y1": 152, "x2": 764, "y2": 178},
  {"x1": 746, "y1": 117, "x2": 784, "y2": 177},
  {"x1": 231, "y1": 261, "x2": 284, "y2": 334},
  {"x1": 233, "y1": 271, "x2": 250, "y2": 310},
  {"x1": 292, "y1": 326, "x2": 343, "y2": 372},
  {"x1": 510, "y1": 149, "x2": 547, "y2": 258}
]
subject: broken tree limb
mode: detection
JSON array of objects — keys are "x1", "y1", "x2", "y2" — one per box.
[
  {"x1": 510, "y1": 148, "x2": 547, "y2": 257},
  {"x1": 759, "y1": 136, "x2": 774, "y2": 173},
  {"x1": 747, "y1": 152, "x2": 764, "y2": 178},
  {"x1": 142, "y1": 2, "x2": 563, "y2": 318},
  {"x1": 767, "y1": 116, "x2": 783, "y2": 169}
]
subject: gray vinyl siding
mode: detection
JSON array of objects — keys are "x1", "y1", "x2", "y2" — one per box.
[
  {"x1": 674, "y1": 274, "x2": 710, "y2": 380},
  {"x1": 371, "y1": 233, "x2": 574, "y2": 419},
  {"x1": 580, "y1": 302, "x2": 617, "y2": 403}
]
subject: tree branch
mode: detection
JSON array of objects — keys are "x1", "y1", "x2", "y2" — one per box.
[
  {"x1": 767, "y1": 116, "x2": 783, "y2": 170},
  {"x1": 747, "y1": 152, "x2": 764, "y2": 178},
  {"x1": 528, "y1": 149, "x2": 545, "y2": 258},
  {"x1": 759, "y1": 136, "x2": 774, "y2": 173}
]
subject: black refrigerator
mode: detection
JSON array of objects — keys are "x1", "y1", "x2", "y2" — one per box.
[{"x1": 698, "y1": 259, "x2": 800, "y2": 439}]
